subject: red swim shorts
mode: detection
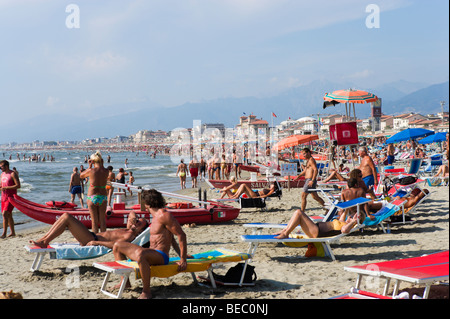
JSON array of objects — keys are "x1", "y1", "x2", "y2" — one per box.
[{"x1": 1, "y1": 199, "x2": 14, "y2": 213}]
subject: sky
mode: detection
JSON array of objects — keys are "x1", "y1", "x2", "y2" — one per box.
[{"x1": 0, "y1": 0, "x2": 448, "y2": 143}]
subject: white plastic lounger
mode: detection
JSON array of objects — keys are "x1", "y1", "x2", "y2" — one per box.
[
  {"x1": 24, "y1": 226, "x2": 150, "y2": 272},
  {"x1": 241, "y1": 232, "x2": 352, "y2": 261}
]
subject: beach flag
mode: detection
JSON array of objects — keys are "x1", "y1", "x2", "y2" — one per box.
[{"x1": 272, "y1": 112, "x2": 277, "y2": 118}]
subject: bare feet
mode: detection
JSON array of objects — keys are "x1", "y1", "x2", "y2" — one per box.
[
  {"x1": 29, "y1": 240, "x2": 48, "y2": 248},
  {"x1": 138, "y1": 291, "x2": 152, "y2": 299}
]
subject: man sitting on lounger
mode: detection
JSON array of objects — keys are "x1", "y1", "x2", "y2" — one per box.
[
  {"x1": 112, "y1": 189, "x2": 188, "y2": 299},
  {"x1": 275, "y1": 178, "x2": 372, "y2": 240},
  {"x1": 30, "y1": 211, "x2": 149, "y2": 249}
]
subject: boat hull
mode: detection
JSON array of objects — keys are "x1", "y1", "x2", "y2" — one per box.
[{"x1": 10, "y1": 195, "x2": 240, "y2": 228}]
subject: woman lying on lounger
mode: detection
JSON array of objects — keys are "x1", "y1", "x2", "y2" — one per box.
[
  {"x1": 275, "y1": 178, "x2": 372, "y2": 239},
  {"x1": 230, "y1": 181, "x2": 279, "y2": 199}
]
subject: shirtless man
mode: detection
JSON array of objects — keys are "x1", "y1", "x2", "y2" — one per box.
[
  {"x1": 340, "y1": 178, "x2": 370, "y2": 218},
  {"x1": 30, "y1": 210, "x2": 148, "y2": 249},
  {"x1": 298, "y1": 148, "x2": 325, "y2": 211},
  {"x1": 112, "y1": 189, "x2": 188, "y2": 299},
  {"x1": 69, "y1": 167, "x2": 84, "y2": 208},
  {"x1": 1, "y1": 160, "x2": 21, "y2": 238},
  {"x1": 358, "y1": 146, "x2": 378, "y2": 199}
]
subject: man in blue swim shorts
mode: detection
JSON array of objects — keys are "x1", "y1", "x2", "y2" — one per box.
[
  {"x1": 358, "y1": 147, "x2": 378, "y2": 199},
  {"x1": 387, "y1": 143, "x2": 395, "y2": 165},
  {"x1": 112, "y1": 189, "x2": 188, "y2": 299},
  {"x1": 69, "y1": 167, "x2": 84, "y2": 208}
]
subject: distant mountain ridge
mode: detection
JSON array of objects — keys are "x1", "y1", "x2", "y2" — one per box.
[{"x1": 1, "y1": 80, "x2": 448, "y2": 144}]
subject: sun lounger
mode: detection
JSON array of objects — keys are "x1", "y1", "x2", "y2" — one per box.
[
  {"x1": 93, "y1": 248, "x2": 251, "y2": 298},
  {"x1": 241, "y1": 197, "x2": 404, "y2": 261},
  {"x1": 24, "y1": 226, "x2": 150, "y2": 272},
  {"x1": 344, "y1": 251, "x2": 449, "y2": 299}
]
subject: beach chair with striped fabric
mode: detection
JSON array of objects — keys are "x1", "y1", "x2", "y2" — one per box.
[
  {"x1": 93, "y1": 248, "x2": 252, "y2": 299},
  {"x1": 24, "y1": 226, "x2": 150, "y2": 272},
  {"x1": 343, "y1": 250, "x2": 449, "y2": 299}
]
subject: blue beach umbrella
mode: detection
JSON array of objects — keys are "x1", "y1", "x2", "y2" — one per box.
[
  {"x1": 386, "y1": 128, "x2": 434, "y2": 144},
  {"x1": 418, "y1": 132, "x2": 448, "y2": 144}
]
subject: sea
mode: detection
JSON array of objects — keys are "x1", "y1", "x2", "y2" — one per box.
[{"x1": 0, "y1": 150, "x2": 184, "y2": 232}]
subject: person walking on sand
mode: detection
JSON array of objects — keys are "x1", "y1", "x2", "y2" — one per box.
[
  {"x1": 0, "y1": 160, "x2": 21, "y2": 238},
  {"x1": 80, "y1": 151, "x2": 109, "y2": 233},
  {"x1": 111, "y1": 189, "x2": 188, "y2": 299},
  {"x1": 189, "y1": 157, "x2": 199, "y2": 188},
  {"x1": 176, "y1": 159, "x2": 188, "y2": 189},
  {"x1": 69, "y1": 167, "x2": 85, "y2": 208},
  {"x1": 106, "y1": 166, "x2": 115, "y2": 207},
  {"x1": 297, "y1": 148, "x2": 325, "y2": 212}
]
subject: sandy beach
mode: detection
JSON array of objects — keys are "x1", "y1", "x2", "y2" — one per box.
[{"x1": 0, "y1": 177, "x2": 448, "y2": 301}]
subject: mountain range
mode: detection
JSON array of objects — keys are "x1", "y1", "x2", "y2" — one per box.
[{"x1": 2, "y1": 79, "x2": 448, "y2": 144}]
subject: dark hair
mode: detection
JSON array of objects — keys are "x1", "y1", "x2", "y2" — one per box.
[
  {"x1": 347, "y1": 178, "x2": 358, "y2": 188},
  {"x1": 302, "y1": 148, "x2": 311, "y2": 153},
  {"x1": 142, "y1": 189, "x2": 166, "y2": 208},
  {"x1": 0, "y1": 160, "x2": 9, "y2": 168},
  {"x1": 107, "y1": 166, "x2": 113, "y2": 171}
]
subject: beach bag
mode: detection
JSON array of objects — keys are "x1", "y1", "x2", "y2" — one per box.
[
  {"x1": 399, "y1": 176, "x2": 417, "y2": 185},
  {"x1": 213, "y1": 263, "x2": 257, "y2": 284}
]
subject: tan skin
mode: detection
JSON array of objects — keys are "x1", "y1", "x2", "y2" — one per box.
[
  {"x1": 113, "y1": 204, "x2": 188, "y2": 299},
  {"x1": 358, "y1": 148, "x2": 378, "y2": 197},
  {"x1": 69, "y1": 167, "x2": 84, "y2": 208},
  {"x1": 298, "y1": 150, "x2": 325, "y2": 211},
  {"x1": 80, "y1": 158, "x2": 109, "y2": 233},
  {"x1": 30, "y1": 211, "x2": 148, "y2": 248},
  {"x1": 230, "y1": 182, "x2": 278, "y2": 199},
  {"x1": 0, "y1": 162, "x2": 21, "y2": 238}
]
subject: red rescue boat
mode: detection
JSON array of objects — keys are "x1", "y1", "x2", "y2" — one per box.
[{"x1": 9, "y1": 195, "x2": 240, "y2": 228}]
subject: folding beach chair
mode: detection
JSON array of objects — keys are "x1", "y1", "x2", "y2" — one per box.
[
  {"x1": 241, "y1": 197, "x2": 372, "y2": 261},
  {"x1": 93, "y1": 248, "x2": 252, "y2": 298},
  {"x1": 24, "y1": 226, "x2": 150, "y2": 272},
  {"x1": 343, "y1": 250, "x2": 449, "y2": 299}
]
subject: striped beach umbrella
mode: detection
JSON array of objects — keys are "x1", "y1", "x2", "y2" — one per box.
[{"x1": 323, "y1": 88, "x2": 378, "y2": 121}]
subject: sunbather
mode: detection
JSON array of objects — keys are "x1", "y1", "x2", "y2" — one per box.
[
  {"x1": 392, "y1": 188, "x2": 429, "y2": 211},
  {"x1": 219, "y1": 176, "x2": 239, "y2": 199},
  {"x1": 275, "y1": 178, "x2": 373, "y2": 240},
  {"x1": 111, "y1": 189, "x2": 188, "y2": 299},
  {"x1": 230, "y1": 181, "x2": 279, "y2": 199},
  {"x1": 30, "y1": 211, "x2": 148, "y2": 249},
  {"x1": 433, "y1": 163, "x2": 449, "y2": 178}
]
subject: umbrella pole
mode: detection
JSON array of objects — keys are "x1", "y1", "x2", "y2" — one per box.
[{"x1": 352, "y1": 103, "x2": 356, "y2": 121}]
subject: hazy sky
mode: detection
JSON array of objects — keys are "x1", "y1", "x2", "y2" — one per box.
[{"x1": 0, "y1": 0, "x2": 448, "y2": 124}]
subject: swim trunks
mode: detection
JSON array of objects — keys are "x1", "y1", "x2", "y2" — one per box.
[
  {"x1": 362, "y1": 175, "x2": 375, "y2": 188},
  {"x1": 189, "y1": 167, "x2": 198, "y2": 177},
  {"x1": 86, "y1": 194, "x2": 107, "y2": 206},
  {"x1": 155, "y1": 249, "x2": 169, "y2": 265},
  {"x1": 89, "y1": 232, "x2": 99, "y2": 241},
  {"x1": 70, "y1": 185, "x2": 82, "y2": 195},
  {"x1": 302, "y1": 178, "x2": 317, "y2": 194},
  {"x1": 387, "y1": 155, "x2": 395, "y2": 165}
]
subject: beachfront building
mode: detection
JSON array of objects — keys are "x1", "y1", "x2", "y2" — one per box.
[
  {"x1": 393, "y1": 113, "x2": 427, "y2": 130},
  {"x1": 235, "y1": 114, "x2": 269, "y2": 138}
]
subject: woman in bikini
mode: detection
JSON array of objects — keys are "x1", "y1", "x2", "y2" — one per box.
[{"x1": 81, "y1": 151, "x2": 109, "y2": 233}]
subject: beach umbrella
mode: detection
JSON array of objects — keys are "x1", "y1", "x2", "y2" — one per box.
[
  {"x1": 323, "y1": 88, "x2": 378, "y2": 121},
  {"x1": 274, "y1": 134, "x2": 318, "y2": 151},
  {"x1": 385, "y1": 128, "x2": 434, "y2": 144},
  {"x1": 418, "y1": 132, "x2": 448, "y2": 144}
]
